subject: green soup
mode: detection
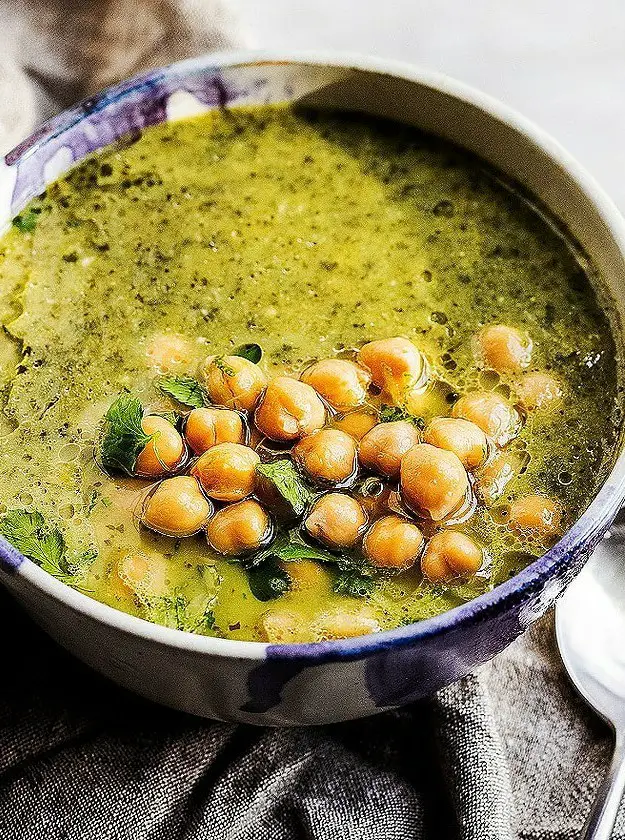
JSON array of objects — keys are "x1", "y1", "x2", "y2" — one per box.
[{"x1": 0, "y1": 106, "x2": 621, "y2": 642}]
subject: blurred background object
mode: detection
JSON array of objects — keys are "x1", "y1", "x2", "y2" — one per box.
[{"x1": 0, "y1": 0, "x2": 246, "y2": 149}]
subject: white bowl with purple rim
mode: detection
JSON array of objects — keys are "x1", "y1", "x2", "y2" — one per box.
[{"x1": 1, "y1": 51, "x2": 625, "y2": 725}]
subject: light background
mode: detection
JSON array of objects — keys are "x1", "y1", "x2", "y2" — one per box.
[{"x1": 230, "y1": 0, "x2": 625, "y2": 209}]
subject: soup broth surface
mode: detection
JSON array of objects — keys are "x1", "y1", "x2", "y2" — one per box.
[{"x1": 0, "y1": 106, "x2": 621, "y2": 642}]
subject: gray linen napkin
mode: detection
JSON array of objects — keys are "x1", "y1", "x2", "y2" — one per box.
[
  {"x1": 0, "y1": 3, "x2": 619, "y2": 837},
  {"x1": 0, "y1": 586, "x2": 617, "y2": 839}
]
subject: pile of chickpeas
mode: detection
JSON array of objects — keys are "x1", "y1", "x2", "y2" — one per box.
[{"x1": 124, "y1": 327, "x2": 563, "y2": 615}]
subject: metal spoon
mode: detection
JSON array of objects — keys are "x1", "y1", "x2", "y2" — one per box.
[{"x1": 556, "y1": 518, "x2": 625, "y2": 839}]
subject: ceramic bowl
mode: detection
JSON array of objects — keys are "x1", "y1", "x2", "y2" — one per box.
[{"x1": 1, "y1": 51, "x2": 625, "y2": 725}]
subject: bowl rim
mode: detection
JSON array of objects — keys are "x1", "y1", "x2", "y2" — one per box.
[{"x1": 3, "y1": 47, "x2": 625, "y2": 663}]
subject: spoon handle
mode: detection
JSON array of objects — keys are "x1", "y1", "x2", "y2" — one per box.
[{"x1": 583, "y1": 733, "x2": 625, "y2": 840}]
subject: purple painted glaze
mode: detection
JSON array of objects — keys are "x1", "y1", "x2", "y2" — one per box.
[
  {"x1": 6, "y1": 68, "x2": 243, "y2": 214},
  {"x1": 0, "y1": 535, "x2": 25, "y2": 573},
  {"x1": 243, "y1": 486, "x2": 620, "y2": 711},
  {"x1": 243, "y1": 660, "x2": 311, "y2": 715}
]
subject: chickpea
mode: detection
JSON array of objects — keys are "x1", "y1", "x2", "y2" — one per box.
[
  {"x1": 358, "y1": 336, "x2": 429, "y2": 405},
  {"x1": 141, "y1": 476, "x2": 212, "y2": 537},
  {"x1": 363, "y1": 515, "x2": 424, "y2": 570},
  {"x1": 117, "y1": 552, "x2": 170, "y2": 596},
  {"x1": 359, "y1": 336, "x2": 427, "y2": 389},
  {"x1": 421, "y1": 531, "x2": 483, "y2": 583},
  {"x1": 258, "y1": 609, "x2": 301, "y2": 643},
  {"x1": 301, "y1": 358, "x2": 371, "y2": 411},
  {"x1": 108, "y1": 562, "x2": 136, "y2": 600},
  {"x1": 333, "y1": 409, "x2": 378, "y2": 441},
  {"x1": 191, "y1": 442, "x2": 259, "y2": 502},
  {"x1": 508, "y1": 495, "x2": 561, "y2": 537},
  {"x1": 184, "y1": 407, "x2": 245, "y2": 455},
  {"x1": 359, "y1": 420, "x2": 421, "y2": 478},
  {"x1": 145, "y1": 333, "x2": 193, "y2": 372},
  {"x1": 304, "y1": 493, "x2": 368, "y2": 549},
  {"x1": 206, "y1": 499, "x2": 272, "y2": 556},
  {"x1": 517, "y1": 372, "x2": 562, "y2": 411},
  {"x1": 312, "y1": 606, "x2": 380, "y2": 639},
  {"x1": 286, "y1": 559, "x2": 329, "y2": 591},
  {"x1": 452, "y1": 391, "x2": 521, "y2": 447},
  {"x1": 475, "y1": 451, "x2": 520, "y2": 506},
  {"x1": 292, "y1": 429, "x2": 358, "y2": 485},
  {"x1": 135, "y1": 415, "x2": 185, "y2": 477},
  {"x1": 400, "y1": 443, "x2": 469, "y2": 521},
  {"x1": 199, "y1": 355, "x2": 267, "y2": 412},
  {"x1": 475, "y1": 324, "x2": 533, "y2": 373},
  {"x1": 423, "y1": 417, "x2": 489, "y2": 470},
  {"x1": 254, "y1": 376, "x2": 326, "y2": 441}
]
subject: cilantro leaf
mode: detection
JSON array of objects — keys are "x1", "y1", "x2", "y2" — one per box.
[
  {"x1": 233, "y1": 343, "x2": 262, "y2": 364},
  {"x1": 69, "y1": 546, "x2": 99, "y2": 570},
  {"x1": 379, "y1": 404, "x2": 425, "y2": 428},
  {"x1": 255, "y1": 460, "x2": 313, "y2": 521},
  {"x1": 100, "y1": 395, "x2": 152, "y2": 474},
  {"x1": 86, "y1": 489, "x2": 112, "y2": 514},
  {"x1": 0, "y1": 509, "x2": 95, "y2": 589},
  {"x1": 156, "y1": 375, "x2": 206, "y2": 409},
  {"x1": 12, "y1": 209, "x2": 39, "y2": 233},
  {"x1": 0, "y1": 510, "x2": 66, "y2": 572},
  {"x1": 247, "y1": 559, "x2": 290, "y2": 601},
  {"x1": 86, "y1": 490, "x2": 100, "y2": 514},
  {"x1": 143, "y1": 591, "x2": 216, "y2": 633},
  {"x1": 333, "y1": 569, "x2": 376, "y2": 598},
  {"x1": 246, "y1": 529, "x2": 339, "y2": 569}
]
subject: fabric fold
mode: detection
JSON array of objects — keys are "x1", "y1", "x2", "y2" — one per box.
[
  {"x1": 435, "y1": 674, "x2": 515, "y2": 840},
  {"x1": 0, "y1": 579, "x2": 617, "y2": 839}
]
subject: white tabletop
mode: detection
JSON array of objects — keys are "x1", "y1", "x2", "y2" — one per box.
[{"x1": 231, "y1": 0, "x2": 625, "y2": 210}]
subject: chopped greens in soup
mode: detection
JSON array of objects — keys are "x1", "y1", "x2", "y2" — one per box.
[{"x1": 0, "y1": 106, "x2": 621, "y2": 643}]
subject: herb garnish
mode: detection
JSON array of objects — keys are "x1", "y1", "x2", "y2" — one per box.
[
  {"x1": 144, "y1": 591, "x2": 216, "y2": 633},
  {"x1": 379, "y1": 404, "x2": 425, "y2": 428},
  {"x1": 0, "y1": 509, "x2": 95, "y2": 589},
  {"x1": 333, "y1": 569, "x2": 376, "y2": 598},
  {"x1": 246, "y1": 529, "x2": 339, "y2": 569},
  {"x1": 86, "y1": 489, "x2": 111, "y2": 514},
  {"x1": 156, "y1": 375, "x2": 206, "y2": 409},
  {"x1": 255, "y1": 460, "x2": 313, "y2": 521},
  {"x1": 247, "y1": 559, "x2": 290, "y2": 602},
  {"x1": 233, "y1": 343, "x2": 262, "y2": 364},
  {"x1": 100, "y1": 395, "x2": 152, "y2": 474},
  {"x1": 246, "y1": 529, "x2": 374, "y2": 599},
  {"x1": 12, "y1": 209, "x2": 39, "y2": 233}
]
